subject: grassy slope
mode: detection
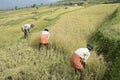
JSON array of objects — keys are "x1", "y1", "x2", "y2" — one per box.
[
  {"x1": 90, "y1": 5, "x2": 120, "y2": 80},
  {"x1": 0, "y1": 4, "x2": 119, "y2": 80}
]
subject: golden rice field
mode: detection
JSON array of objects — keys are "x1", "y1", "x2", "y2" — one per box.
[
  {"x1": 49, "y1": 4, "x2": 118, "y2": 53},
  {"x1": 0, "y1": 4, "x2": 119, "y2": 80},
  {"x1": 0, "y1": 6, "x2": 82, "y2": 48}
]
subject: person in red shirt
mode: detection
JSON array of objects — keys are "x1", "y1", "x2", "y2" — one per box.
[
  {"x1": 70, "y1": 44, "x2": 93, "y2": 80},
  {"x1": 39, "y1": 29, "x2": 50, "y2": 53}
]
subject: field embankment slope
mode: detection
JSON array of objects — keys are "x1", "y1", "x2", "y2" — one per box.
[
  {"x1": 0, "y1": 4, "x2": 119, "y2": 80},
  {"x1": 90, "y1": 5, "x2": 120, "y2": 80}
]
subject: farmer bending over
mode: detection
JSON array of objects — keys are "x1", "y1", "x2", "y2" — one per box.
[
  {"x1": 21, "y1": 24, "x2": 34, "y2": 38},
  {"x1": 70, "y1": 44, "x2": 93, "y2": 80},
  {"x1": 39, "y1": 29, "x2": 50, "y2": 53}
]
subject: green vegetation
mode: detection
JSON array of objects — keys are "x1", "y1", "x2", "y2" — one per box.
[
  {"x1": 88, "y1": 0, "x2": 119, "y2": 3},
  {"x1": 56, "y1": 0, "x2": 119, "y2": 5},
  {"x1": 90, "y1": 5, "x2": 120, "y2": 80}
]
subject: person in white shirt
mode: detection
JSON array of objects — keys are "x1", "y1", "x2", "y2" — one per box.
[
  {"x1": 39, "y1": 29, "x2": 50, "y2": 53},
  {"x1": 21, "y1": 24, "x2": 34, "y2": 38},
  {"x1": 70, "y1": 44, "x2": 93, "y2": 80}
]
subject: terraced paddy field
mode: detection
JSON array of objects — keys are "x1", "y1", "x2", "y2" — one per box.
[{"x1": 0, "y1": 4, "x2": 119, "y2": 80}]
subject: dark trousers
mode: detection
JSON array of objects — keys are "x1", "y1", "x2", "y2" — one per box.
[
  {"x1": 74, "y1": 61, "x2": 85, "y2": 80},
  {"x1": 74, "y1": 68, "x2": 84, "y2": 80},
  {"x1": 38, "y1": 43, "x2": 49, "y2": 53},
  {"x1": 24, "y1": 30, "x2": 28, "y2": 38}
]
